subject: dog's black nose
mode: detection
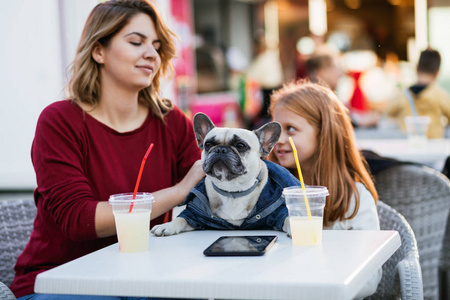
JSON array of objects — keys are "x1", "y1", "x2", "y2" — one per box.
[{"x1": 214, "y1": 146, "x2": 229, "y2": 154}]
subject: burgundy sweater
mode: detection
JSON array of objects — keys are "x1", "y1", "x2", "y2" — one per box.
[{"x1": 10, "y1": 100, "x2": 201, "y2": 297}]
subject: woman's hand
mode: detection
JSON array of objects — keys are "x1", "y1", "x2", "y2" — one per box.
[
  {"x1": 95, "y1": 160, "x2": 205, "y2": 237},
  {"x1": 176, "y1": 160, "x2": 205, "y2": 196},
  {"x1": 149, "y1": 159, "x2": 204, "y2": 220}
]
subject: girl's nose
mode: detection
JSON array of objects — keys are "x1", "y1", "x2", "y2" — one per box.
[{"x1": 278, "y1": 131, "x2": 288, "y2": 144}]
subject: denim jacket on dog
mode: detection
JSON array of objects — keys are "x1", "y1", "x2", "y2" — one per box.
[{"x1": 178, "y1": 160, "x2": 300, "y2": 231}]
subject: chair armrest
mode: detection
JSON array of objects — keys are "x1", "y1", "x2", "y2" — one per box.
[
  {"x1": 397, "y1": 254, "x2": 423, "y2": 300},
  {"x1": 0, "y1": 281, "x2": 17, "y2": 300}
]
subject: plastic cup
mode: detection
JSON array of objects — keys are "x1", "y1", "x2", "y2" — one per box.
[
  {"x1": 108, "y1": 192, "x2": 153, "y2": 253},
  {"x1": 404, "y1": 116, "x2": 431, "y2": 148},
  {"x1": 283, "y1": 186, "x2": 328, "y2": 246}
]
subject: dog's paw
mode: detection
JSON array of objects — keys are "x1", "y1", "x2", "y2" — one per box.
[
  {"x1": 282, "y1": 218, "x2": 291, "y2": 237},
  {"x1": 151, "y1": 223, "x2": 179, "y2": 236},
  {"x1": 151, "y1": 217, "x2": 191, "y2": 237}
]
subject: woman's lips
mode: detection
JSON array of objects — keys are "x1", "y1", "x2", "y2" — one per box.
[{"x1": 137, "y1": 65, "x2": 154, "y2": 74}]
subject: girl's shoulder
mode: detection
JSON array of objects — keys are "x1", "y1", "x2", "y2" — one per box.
[
  {"x1": 328, "y1": 182, "x2": 379, "y2": 230},
  {"x1": 354, "y1": 182, "x2": 376, "y2": 210},
  {"x1": 355, "y1": 181, "x2": 370, "y2": 194}
]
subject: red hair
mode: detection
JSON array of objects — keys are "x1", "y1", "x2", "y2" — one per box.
[{"x1": 268, "y1": 80, "x2": 378, "y2": 227}]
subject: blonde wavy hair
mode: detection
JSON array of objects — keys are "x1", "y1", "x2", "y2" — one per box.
[
  {"x1": 66, "y1": 0, "x2": 177, "y2": 120},
  {"x1": 268, "y1": 80, "x2": 378, "y2": 227}
]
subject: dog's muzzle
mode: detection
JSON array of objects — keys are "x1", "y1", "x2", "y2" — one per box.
[{"x1": 203, "y1": 147, "x2": 245, "y2": 180}]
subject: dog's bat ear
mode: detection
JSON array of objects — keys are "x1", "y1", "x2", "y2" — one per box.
[
  {"x1": 254, "y1": 122, "x2": 281, "y2": 157},
  {"x1": 193, "y1": 113, "x2": 215, "y2": 149}
]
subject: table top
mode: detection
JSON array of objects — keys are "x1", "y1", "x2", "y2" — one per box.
[
  {"x1": 35, "y1": 230, "x2": 400, "y2": 300},
  {"x1": 357, "y1": 138, "x2": 450, "y2": 166}
]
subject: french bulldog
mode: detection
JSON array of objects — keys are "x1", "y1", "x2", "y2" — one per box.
[{"x1": 151, "y1": 113, "x2": 299, "y2": 236}]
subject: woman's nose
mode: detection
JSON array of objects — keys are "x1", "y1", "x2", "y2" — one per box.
[{"x1": 144, "y1": 46, "x2": 158, "y2": 60}]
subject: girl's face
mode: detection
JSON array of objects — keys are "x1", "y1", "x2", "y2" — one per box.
[
  {"x1": 93, "y1": 13, "x2": 161, "y2": 92},
  {"x1": 272, "y1": 105, "x2": 319, "y2": 172}
]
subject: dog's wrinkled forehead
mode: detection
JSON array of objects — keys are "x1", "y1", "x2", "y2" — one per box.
[{"x1": 205, "y1": 128, "x2": 259, "y2": 149}]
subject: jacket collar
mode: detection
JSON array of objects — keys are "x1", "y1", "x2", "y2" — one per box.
[{"x1": 211, "y1": 169, "x2": 263, "y2": 199}]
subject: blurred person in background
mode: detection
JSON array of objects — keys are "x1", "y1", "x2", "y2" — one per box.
[
  {"x1": 245, "y1": 31, "x2": 284, "y2": 129},
  {"x1": 195, "y1": 26, "x2": 228, "y2": 93},
  {"x1": 305, "y1": 53, "x2": 343, "y2": 91},
  {"x1": 10, "y1": 1, "x2": 204, "y2": 299},
  {"x1": 386, "y1": 48, "x2": 450, "y2": 138},
  {"x1": 305, "y1": 51, "x2": 380, "y2": 128}
]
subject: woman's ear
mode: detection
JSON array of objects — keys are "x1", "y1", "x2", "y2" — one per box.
[{"x1": 92, "y1": 42, "x2": 104, "y2": 64}]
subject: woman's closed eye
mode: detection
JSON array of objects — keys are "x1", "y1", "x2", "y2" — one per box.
[
  {"x1": 153, "y1": 42, "x2": 161, "y2": 53},
  {"x1": 130, "y1": 41, "x2": 142, "y2": 46}
]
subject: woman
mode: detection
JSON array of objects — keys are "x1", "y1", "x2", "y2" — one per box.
[{"x1": 10, "y1": 1, "x2": 204, "y2": 298}]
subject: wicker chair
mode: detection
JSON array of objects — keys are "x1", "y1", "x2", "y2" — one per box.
[
  {"x1": 367, "y1": 201, "x2": 423, "y2": 299},
  {"x1": 0, "y1": 198, "x2": 36, "y2": 296},
  {"x1": 440, "y1": 218, "x2": 450, "y2": 300},
  {"x1": 373, "y1": 164, "x2": 450, "y2": 300},
  {"x1": 0, "y1": 281, "x2": 16, "y2": 300}
]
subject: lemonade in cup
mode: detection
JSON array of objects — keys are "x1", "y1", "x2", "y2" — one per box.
[
  {"x1": 283, "y1": 186, "x2": 328, "y2": 246},
  {"x1": 109, "y1": 192, "x2": 153, "y2": 253}
]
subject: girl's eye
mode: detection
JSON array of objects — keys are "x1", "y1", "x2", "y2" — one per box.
[
  {"x1": 287, "y1": 126, "x2": 296, "y2": 132},
  {"x1": 130, "y1": 42, "x2": 142, "y2": 46}
]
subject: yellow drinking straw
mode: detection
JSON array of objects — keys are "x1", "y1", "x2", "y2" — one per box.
[{"x1": 288, "y1": 137, "x2": 312, "y2": 220}]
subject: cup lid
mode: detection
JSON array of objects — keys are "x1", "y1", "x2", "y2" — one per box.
[
  {"x1": 283, "y1": 186, "x2": 329, "y2": 197},
  {"x1": 108, "y1": 192, "x2": 154, "y2": 205}
]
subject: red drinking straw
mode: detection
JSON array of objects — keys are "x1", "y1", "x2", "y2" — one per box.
[{"x1": 129, "y1": 143, "x2": 154, "y2": 213}]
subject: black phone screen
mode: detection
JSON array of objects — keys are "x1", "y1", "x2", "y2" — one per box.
[{"x1": 203, "y1": 235, "x2": 278, "y2": 256}]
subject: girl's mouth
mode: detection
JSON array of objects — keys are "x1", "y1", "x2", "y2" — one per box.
[{"x1": 277, "y1": 150, "x2": 292, "y2": 157}]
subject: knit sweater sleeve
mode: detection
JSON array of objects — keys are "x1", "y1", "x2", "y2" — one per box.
[{"x1": 32, "y1": 102, "x2": 98, "y2": 241}]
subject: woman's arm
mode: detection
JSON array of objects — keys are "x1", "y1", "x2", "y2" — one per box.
[
  {"x1": 151, "y1": 160, "x2": 204, "y2": 219},
  {"x1": 95, "y1": 160, "x2": 204, "y2": 238}
]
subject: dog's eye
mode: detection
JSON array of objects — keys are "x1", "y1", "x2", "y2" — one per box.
[
  {"x1": 236, "y1": 143, "x2": 247, "y2": 150},
  {"x1": 204, "y1": 141, "x2": 212, "y2": 149}
]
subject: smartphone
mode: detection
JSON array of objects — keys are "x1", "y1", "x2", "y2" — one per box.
[{"x1": 203, "y1": 235, "x2": 278, "y2": 256}]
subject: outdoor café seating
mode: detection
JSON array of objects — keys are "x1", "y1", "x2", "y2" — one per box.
[
  {"x1": 440, "y1": 217, "x2": 450, "y2": 299},
  {"x1": 0, "y1": 198, "x2": 36, "y2": 288},
  {"x1": 373, "y1": 164, "x2": 450, "y2": 299},
  {"x1": 368, "y1": 201, "x2": 423, "y2": 300},
  {"x1": 0, "y1": 281, "x2": 16, "y2": 300}
]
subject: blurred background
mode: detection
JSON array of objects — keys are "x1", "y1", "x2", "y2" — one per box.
[{"x1": 1, "y1": 0, "x2": 449, "y2": 191}]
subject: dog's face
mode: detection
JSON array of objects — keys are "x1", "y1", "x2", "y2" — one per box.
[{"x1": 193, "y1": 113, "x2": 281, "y2": 185}]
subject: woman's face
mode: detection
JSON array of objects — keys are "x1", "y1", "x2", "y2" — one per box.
[
  {"x1": 93, "y1": 13, "x2": 161, "y2": 92},
  {"x1": 271, "y1": 105, "x2": 319, "y2": 172}
]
